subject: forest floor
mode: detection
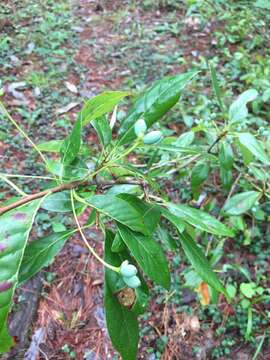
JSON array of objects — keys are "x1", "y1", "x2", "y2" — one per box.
[{"x1": 0, "y1": 1, "x2": 270, "y2": 359}]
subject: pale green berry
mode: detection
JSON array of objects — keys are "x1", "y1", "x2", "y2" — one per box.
[
  {"x1": 123, "y1": 275, "x2": 141, "y2": 289},
  {"x1": 143, "y1": 130, "x2": 162, "y2": 145},
  {"x1": 134, "y1": 119, "x2": 147, "y2": 137},
  {"x1": 120, "y1": 260, "x2": 138, "y2": 278}
]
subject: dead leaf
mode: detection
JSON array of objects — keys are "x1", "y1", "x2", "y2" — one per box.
[
  {"x1": 116, "y1": 288, "x2": 136, "y2": 307},
  {"x1": 56, "y1": 102, "x2": 80, "y2": 115},
  {"x1": 65, "y1": 81, "x2": 78, "y2": 94},
  {"x1": 189, "y1": 315, "x2": 200, "y2": 332},
  {"x1": 196, "y1": 282, "x2": 210, "y2": 305},
  {"x1": 24, "y1": 327, "x2": 45, "y2": 360}
]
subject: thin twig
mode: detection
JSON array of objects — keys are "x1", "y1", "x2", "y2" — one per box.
[
  {"x1": 0, "y1": 173, "x2": 55, "y2": 180},
  {"x1": 207, "y1": 131, "x2": 228, "y2": 154},
  {"x1": 0, "y1": 175, "x2": 27, "y2": 196},
  {"x1": 206, "y1": 172, "x2": 242, "y2": 255},
  {"x1": 0, "y1": 102, "x2": 48, "y2": 165}
]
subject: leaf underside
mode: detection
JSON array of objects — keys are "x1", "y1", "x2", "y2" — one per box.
[{"x1": 0, "y1": 199, "x2": 43, "y2": 353}]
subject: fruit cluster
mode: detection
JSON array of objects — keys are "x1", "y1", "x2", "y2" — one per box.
[
  {"x1": 119, "y1": 260, "x2": 141, "y2": 289},
  {"x1": 134, "y1": 119, "x2": 162, "y2": 144}
]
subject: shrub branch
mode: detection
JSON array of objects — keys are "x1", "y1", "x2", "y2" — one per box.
[{"x1": 0, "y1": 179, "x2": 142, "y2": 216}]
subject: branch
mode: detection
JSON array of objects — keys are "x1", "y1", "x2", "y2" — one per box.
[
  {"x1": 207, "y1": 131, "x2": 228, "y2": 154},
  {"x1": 0, "y1": 179, "x2": 142, "y2": 216}
]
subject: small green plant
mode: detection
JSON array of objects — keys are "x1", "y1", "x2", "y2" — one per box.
[
  {"x1": 0, "y1": 65, "x2": 269, "y2": 359},
  {"x1": 61, "y1": 344, "x2": 76, "y2": 358}
]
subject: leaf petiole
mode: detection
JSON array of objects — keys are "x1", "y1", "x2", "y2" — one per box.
[{"x1": 70, "y1": 190, "x2": 120, "y2": 273}]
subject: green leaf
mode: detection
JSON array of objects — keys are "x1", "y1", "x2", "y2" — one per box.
[
  {"x1": 191, "y1": 161, "x2": 210, "y2": 192},
  {"x1": 37, "y1": 140, "x2": 63, "y2": 153},
  {"x1": 85, "y1": 195, "x2": 148, "y2": 234},
  {"x1": 81, "y1": 91, "x2": 130, "y2": 125},
  {"x1": 0, "y1": 199, "x2": 43, "y2": 353},
  {"x1": 111, "y1": 232, "x2": 126, "y2": 253},
  {"x1": 219, "y1": 142, "x2": 234, "y2": 170},
  {"x1": 118, "y1": 71, "x2": 198, "y2": 145},
  {"x1": 106, "y1": 184, "x2": 142, "y2": 196},
  {"x1": 153, "y1": 144, "x2": 199, "y2": 155},
  {"x1": 104, "y1": 231, "x2": 139, "y2": 360},
  {"x1": 229, "y1": 89, "x2": 258, "y2": 122},
  {"x1": 240, "y1": 283, "x2": 256, "y2": 298},
  {"x1": 18, "y1": 231, "x2": 71, "y2": 285},
  {"x1": 167, "y1": 203, "x2": 233, "y2": 237},
  {"x1": 248, "y1": 165, "x2": 268, "y2": 183},
  {"x1": 157, "y1": 226, "x2": 177, "y2": 251},
  {"x1": 238, "y1": 133, "x2": 270, "y2": 164},
  {"x1": 209, "y1": 62, "x2": 225, "y2": 113},
  {"x1": 118, "y1": 224, "x2": 170, "y2": 290},
  {"x1": 46, "y1": 159, "x2": 89, "y2": 181},
  {"x1": 117, "y1": 194, "x2": 161, "y2": 234},
  {"x1": 238, "y1": 142, "x2": 254, "y2": 165},
  {"x1": 226, "y1": 284, "x2": 237, "y2": 299},
  {"x1": 132, "y1": 277, "x2": 149, "y2": 316},
  {"x1": 61, "y1": 115, "x2": 82, "y2": 165},
  {"x1": 255, "y1": 0, "x2": 270, "y2": 9},
  {"x1": 174, "y1": 131, "x2": 194, "y2": 147},
  {"x1": 220, "y1": 166, "x2": 233, "y2": 190},
  {"x1": 161, "y1": 207, "x2": 185, "y2": 233},
  {"x1": 42, "y1": 191, "x2": 82, "y2": 213},
  {"x1": 178, "y1": 232, "x2": 226, "y2": 296},
  {"x1": 223, "y1": 191, "x2": 261, "y2": 216},
  {"x1": 92, "y1": 115, "x2": 112, "y2": 148}
]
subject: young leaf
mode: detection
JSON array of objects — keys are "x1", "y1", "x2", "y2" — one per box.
[
  {"x1": 118, "y1": 224, "x2": 171, "y2": 290},
  {"x1": 85, "y1": 195, "x2": 148, "y2": 234},
  {"x1": 111, "y1": 231, "x2": 126, "y2": 253},
  {"x1": 238, "y1": 133, "x2": 270, "y2": 165},
  {"x1": 37, "y1": 140, "x2": 63, "y2": 153},
  {"x1": 118, "y1": 71, "x2": 198, "y2": 145},
  {"x1": 223, "y1": 191, "x2": 261, "y2": 216},
  {"x1": 18, "y1": 231, "x2": 72, "y2": 285},
  {"x1": 0, "y1": 199, "x2": 43, "y2": 353},
  {"x1": 91, "y1": 115, "x2": 112, "y2": 148},
  {"x1": 61, "y1": 115, "x2": 82, "y2": 165},
  {"x1": 229, "y1": 89, "x2": 258, "y2": 123},
  {"x1": 174, "y1": 131, "x2": 195, "y2": 147},
  {"x1": 167, "y1": 202, "x2": 233, "y2": 237},
  {"x1": 46, "y1": 159, "x2": 89, "y2": 181},
  {"x1": 209, "y1": 62, "x2": 225, "y2": 113},
  {"x1": 80, "y1": 91, "x2": 130, "y2": 125},
  {"x1": 104, "y1": 231, "x2": 139, "y2": 360},
  {"x1": 178, "y1": 232, "x2": 227, "y2": 296}
]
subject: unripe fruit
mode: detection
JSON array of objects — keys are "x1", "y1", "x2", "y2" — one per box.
[
  {"x1": 123, "y1": 275, "x2": 141, "y2": 289},
  {"x1": 134, "y1": 119, "x2": 147, "y2": 137},
  {"x1": 120, "y1": 260, "x2": 138, "y2": 278},
  {"x1": 143, "y1": 130, "x2": 162, "y2": 145}
]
